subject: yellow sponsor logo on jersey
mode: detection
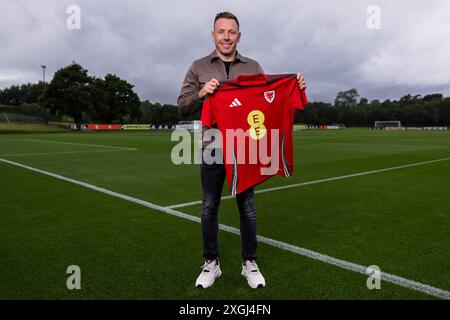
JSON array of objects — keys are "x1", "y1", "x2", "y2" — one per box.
[{"x1": 247, "y1": 110, "x2": 266, "y2": 140}]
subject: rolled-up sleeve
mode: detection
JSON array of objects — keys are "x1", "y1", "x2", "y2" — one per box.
[
  {"x1": 256, "y1": 62, "x2": 264, "y2": 74},
  {"x1": 177, "y1": 63, "x2": 203, "y2": 117}
]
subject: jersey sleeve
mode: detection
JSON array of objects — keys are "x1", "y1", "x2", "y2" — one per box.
[
  {"x1": 290, "y1": 82, "x2": 308, "y2": 111},
  {"x1": 200, "y1": 95, "x2": 216, "y2": 128}
]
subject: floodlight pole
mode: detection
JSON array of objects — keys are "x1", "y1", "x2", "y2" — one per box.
[
  {"x1": 41, "y1": 65, "x2": 46, "y2": 83},
  {"x1": 41, "y1": 65, "x2": 48, "y2": 124}
]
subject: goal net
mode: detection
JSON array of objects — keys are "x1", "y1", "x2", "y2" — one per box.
[
  {"x1": 374, "y1": 121, "x2": 401, "y2": 129},
  {"x1": 175, "y1": 120, "x2": 201, "y2": 131}
]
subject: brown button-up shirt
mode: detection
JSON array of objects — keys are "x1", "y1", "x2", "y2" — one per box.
[{"x1": 177, "y1": 50, "x2": 264, "y2": 117}]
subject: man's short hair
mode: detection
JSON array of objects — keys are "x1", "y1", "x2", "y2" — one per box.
[{"x1": 214, "y1": 12, "x2": 240, "y2": 30}]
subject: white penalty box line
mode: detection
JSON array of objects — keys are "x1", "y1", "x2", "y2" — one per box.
[
  {"x1": 24, "y1": 139, "x2": 138, "y2": 151},
  {"x1": 166, "y1": 157, "x2": 450, "y2": 209},
  {"x1": 0, "y1": 157, "x2": 449, "y2": 300},
  {"x1": 0, "y1": 149, "x2": 129, "y2": 157}
]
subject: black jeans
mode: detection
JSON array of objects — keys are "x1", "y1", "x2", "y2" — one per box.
[{"x1": 200, "y1": 161, "x2": 257, "y2": 261}]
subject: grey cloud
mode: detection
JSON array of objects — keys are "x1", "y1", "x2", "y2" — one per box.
[{"x1": 0, "y1": 0, "x2": 449, "y2": 104}]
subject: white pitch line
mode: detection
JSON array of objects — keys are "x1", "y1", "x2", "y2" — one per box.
[
  {"x1": 0, "y1": 149, "x2": 127, "y2": 157},
  {"x1": 166, "y1": 157, "x2": 450, "y2": 209},
  {"x1": 24, "y1": 139, "x2": 138, "y2": 151},
  {"x1": 0, "y1": 157, "x2": 449, "y2": 300}
]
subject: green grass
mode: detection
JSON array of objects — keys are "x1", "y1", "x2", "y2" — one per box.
[
  {"x1": 0, "y1": 122, "x2": 69, "y2": 134},
  {"x1": 0, "y1": 129, "x2": 449, "y2": 299}
]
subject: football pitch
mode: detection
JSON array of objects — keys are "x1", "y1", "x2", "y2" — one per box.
[{"x1": 0, "y1": 129, "x2": 449, "y2": 300}]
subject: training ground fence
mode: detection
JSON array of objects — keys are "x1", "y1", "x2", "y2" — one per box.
[{"x1": 0, "y1": 104, "x2": 58, "y2": 123}]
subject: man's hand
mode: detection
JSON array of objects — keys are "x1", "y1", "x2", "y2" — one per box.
[
  {"x1": 199, "y1": 78, "x2": 219, "y2": 99},
  {"x1": 297, "y1": 73, "x2": 306, "y2": 90}
]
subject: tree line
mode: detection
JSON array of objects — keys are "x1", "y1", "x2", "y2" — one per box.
[
  {"x1": 1, "y1": 66, "x2": 449, "y2": 126},
  {"x1": 295, "y1": 89, "x2": 450, "y2": 127},
  {"x1": 0, "y1": 63, "x2": 142, "y2": 124}
]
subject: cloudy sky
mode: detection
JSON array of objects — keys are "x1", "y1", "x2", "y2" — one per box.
[{"x1": 1, "y1": 0, "x2": 449, "y2": 104}]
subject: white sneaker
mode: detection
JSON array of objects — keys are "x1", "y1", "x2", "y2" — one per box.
[
  {"x1": 241, "y1": 260, "x2": 266, "y2": 289},
  {"x1": 195, "y1": 259, "x2": 222, "y2": 288}
]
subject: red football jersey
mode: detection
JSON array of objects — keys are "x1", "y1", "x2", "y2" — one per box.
[{"x1": 201, "y1": 73, "x2": 307, "y2": 195}]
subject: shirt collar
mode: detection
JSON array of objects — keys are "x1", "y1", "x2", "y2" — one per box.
[{"x1": 209, "y1": 50, "x2": 247, "y2": 63}]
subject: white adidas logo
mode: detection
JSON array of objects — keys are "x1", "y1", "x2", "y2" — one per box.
[{"x1": 229, "y1": 98, "x2": 242, "y2": 108}]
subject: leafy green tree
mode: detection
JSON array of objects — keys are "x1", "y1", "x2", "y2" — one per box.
[
  {"x1": 404, "y1": 103, "x2": 426, "y2": 126},
  {"x1": 359, "y1": 97, "x2": 369, "y2": 106},
  {"x1": 301, "y1": 102, "x2": 334, "y2": 125},
  {"x1": 41, "y1": 63, "x2": 92, "y2": 124},
  {"x1": 91, "y1": 74, "x2": 141, "y2": 123},
  {"x1": 140, "y1": 101, "x2": 181, "y2": 125},
  {"x1": 0, "y1": 85, "x2": 22, "y2": 105},
  {"x1": 160, "y1": 104, "x2": 182, "y2": 124},
  {"x1": 423, "y1": 94, "x2": 443, "y2": 102},
  {"x1": 23, "y1": 82, "x2": 47, "y2": 104},
  {"x1": 438, "y1": 98, "x2": 450, "y2": 126},
  {"x1": 334, "y1": 88, "x2": 360, "y2": 107}
]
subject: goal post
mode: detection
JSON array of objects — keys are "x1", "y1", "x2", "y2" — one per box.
[
  {"x1": 374, "y1": 120, "x2": 401, "y2": 129},
  {"x1": 175, "y1": 120, "x2": 201, "y2": 131}
]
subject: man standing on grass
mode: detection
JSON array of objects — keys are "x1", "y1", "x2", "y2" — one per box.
[{"x1": 177, "y1": 12, "x2": 306, "y2": 289}]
